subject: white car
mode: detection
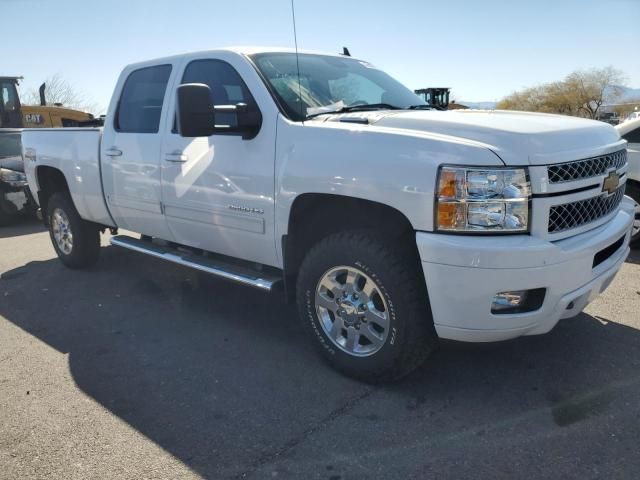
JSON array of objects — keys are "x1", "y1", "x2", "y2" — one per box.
[
  {"x1": 616, "y1": 117, "x2": 640, "y2": 244},
  {"x1": 20, "y1": 47, "x2": 636, "y2": 381}
]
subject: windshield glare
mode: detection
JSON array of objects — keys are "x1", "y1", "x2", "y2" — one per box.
[{"x1": 251, "y1": 53, "x2": 426, "y2": 120}]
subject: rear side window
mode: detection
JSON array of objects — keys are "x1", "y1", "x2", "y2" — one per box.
[
  {"x1": 116, "y1": 65, "x2": 172, "y2": 133},
  {"x1": 623, "y1": 126, "x2": 640, "y2": 143}
]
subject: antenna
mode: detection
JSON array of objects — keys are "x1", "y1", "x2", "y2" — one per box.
[
  {"x1": 342, "y1": 47, "x2": 351, "y2": 56},
  {"x1": 290, "y1": 0, "x2": 304, "y2": 122}
]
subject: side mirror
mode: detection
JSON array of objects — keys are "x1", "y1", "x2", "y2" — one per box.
[
  {"x1": 176, "y1": 83, "x2": 262, "y2": 139},
  {"x1": 176, "y1": 83, "x2": 215, "y2": 137}
]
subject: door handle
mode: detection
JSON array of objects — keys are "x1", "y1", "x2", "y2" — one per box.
[
  {"x1": 165, "y1": 151, "x2": 188, "y2": 163},
  {"x1": 105, "y1": 148, "x2": 123, "y2": 157}
]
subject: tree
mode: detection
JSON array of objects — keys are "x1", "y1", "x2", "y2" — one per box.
[
  {"x1": 497, "y1": 67, "x2": 625, "y2": 119},
  {"x1": 565, "y1": 67, "x2": 624, "y2": 118},
  {"x1": 21, "y1": 74, "x2": 98, "y2": 114}
]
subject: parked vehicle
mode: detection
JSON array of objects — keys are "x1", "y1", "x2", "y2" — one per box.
[
  {"x1": 1, "y1": 76, "x2": 100, "y2": 128},
  {"x1": 414, "y1": 88, "x2": 451, "y2": 110},
  {"x1": 0, "y1": 129, "x2": 35, "y2": 225},
  {"x1": 616, "y1": 117, "x2": 640, "y2": 244},
  {"x1": 21, "y1": 48, "x2": 636, "y2": 381}
]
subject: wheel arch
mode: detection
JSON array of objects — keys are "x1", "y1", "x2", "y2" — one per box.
[
  {"x1": 35, "y1": 166, "x2": 71, "y2": 225},
  {"x1": 282, "y1": 193, "x2": 422, "y2": 302}
]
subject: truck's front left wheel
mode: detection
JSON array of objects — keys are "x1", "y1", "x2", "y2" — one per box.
[
  {"x1": 47, "y1": 192, "x2": 101, "y2": 268},
  {"x1": 296, "y1": 231, "x2": 437, "y2": 382}
]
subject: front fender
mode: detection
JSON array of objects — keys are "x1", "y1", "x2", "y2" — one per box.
[{"x1": 274, "y1": 116, "x2": 503, "y2": 258}]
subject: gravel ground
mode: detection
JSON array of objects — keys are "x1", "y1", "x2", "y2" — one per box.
[{"x1": 1, "y1": 219, "x2": 639, "y2": 479}]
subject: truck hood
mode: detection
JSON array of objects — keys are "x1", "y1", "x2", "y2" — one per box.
[{"x1": 325, "y1": 109, "x2": 622, "y2": 166}]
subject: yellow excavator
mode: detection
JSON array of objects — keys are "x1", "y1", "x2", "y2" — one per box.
[
  {"x1": 1, "y1": 76, "x2": 101, "y2": 224},
  {"x1": 1, "y1": 76, "x2": 100, "y2": 128}
]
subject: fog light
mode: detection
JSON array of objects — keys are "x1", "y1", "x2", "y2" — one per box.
[
  {"x1": 491, "y1": 288, "x2": 546, "y2": 314},
  {"x1": 492, "y1": 291, "x2": 527, "y2": 311}
]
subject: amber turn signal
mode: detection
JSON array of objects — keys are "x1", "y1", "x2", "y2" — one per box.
[
  {"x1": 437, "y1": 169, "x2": 457, "y2": 198},
  {"x1": 437, "y1": 202, "x2": 465, "y2": 229}
]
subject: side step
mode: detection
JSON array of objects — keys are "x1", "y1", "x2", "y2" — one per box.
[{"x1": 110, "y1": 235, "x2": 281, "y2": 291}]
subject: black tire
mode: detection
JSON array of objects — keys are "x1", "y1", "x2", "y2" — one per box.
[
  {"x1": 296, "y1": 230, "x2": 437, "y2": 382},
  {"x1": 0, "y1": 208, "x2": 15, "y2": 226},
  {"x1": 47, "y1": 192, "x2": 101, "y2": 268},
  {"x1": 626, "y1": 180, "x2": 640, "y2": 247},
  {"x1": 0, "y1": 196, "x2": 19, "y2": 226}
]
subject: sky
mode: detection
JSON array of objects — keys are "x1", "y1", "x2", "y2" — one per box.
[{"x1": 4, "y1": 0, "x2": 639, "y2": 114}]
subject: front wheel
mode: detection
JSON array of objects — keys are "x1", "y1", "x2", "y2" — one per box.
[
  {"x1": 47, "y1": 192, "x2": 101, "y2": 268},
  {"x1": 296, "y1": 231, "x2": 437, "y2": 382}
]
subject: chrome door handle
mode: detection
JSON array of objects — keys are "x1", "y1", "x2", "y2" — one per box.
[
  {"x1": 165, "y1": 152, "x2": 188, "y2": 163},
  {"x1": 105, "y1": 148, "x2": 122, "y2": 157}
]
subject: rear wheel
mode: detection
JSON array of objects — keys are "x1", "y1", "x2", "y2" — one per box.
[
  {"x1": 296, "y1": 230, "x2": 437, "y2": 382},
  {"x1": 47, "y1": 192, "x2": 101, "y2": 268}
]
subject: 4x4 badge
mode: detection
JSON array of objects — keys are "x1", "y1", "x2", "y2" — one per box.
[{"x1": 602, "y1": 171, "x2": 620, "y2": 195}]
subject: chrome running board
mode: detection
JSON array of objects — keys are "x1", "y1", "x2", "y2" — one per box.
[{"x1": 110, "y1": 235, "x2": 280, "y2": 291}]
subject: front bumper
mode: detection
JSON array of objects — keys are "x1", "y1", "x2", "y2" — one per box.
[{"x1": 417, "y1": 196, "x2": 635, "y2": 342}]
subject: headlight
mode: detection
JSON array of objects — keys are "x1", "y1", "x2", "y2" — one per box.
[
  {"x1": 436, "y1": 166, "x2": 530, "y2": 232},
  {"x1": 0, "y1": 168, "x2": 27, "y2": 187}
]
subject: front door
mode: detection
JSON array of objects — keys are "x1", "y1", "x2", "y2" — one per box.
[
  {"x1": 101, "y1": 64, "x2": 176, "y2": 239},
  {"x1": 160, "y1": 56, "x2": 277, "y2": 266}
]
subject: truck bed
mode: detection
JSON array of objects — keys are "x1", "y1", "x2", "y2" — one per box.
[{"x1": 21, "y1": 128, "x2": 114, "y2": 227}]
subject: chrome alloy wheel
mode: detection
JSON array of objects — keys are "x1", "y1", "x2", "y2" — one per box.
[
  {"x1": 315, "y1": 265, "x2": 390, "y2": 357},
  {"x1": 52, "y1": 208, "x2": 73, "y2": 255}
]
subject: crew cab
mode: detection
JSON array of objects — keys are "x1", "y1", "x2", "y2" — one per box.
[{"x1": 21, "y1": 48, "x2": 636, "y2": 381}]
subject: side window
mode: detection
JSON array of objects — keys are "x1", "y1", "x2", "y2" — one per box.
[
  {"x1": 623, "y1": 126, "x2": 640, "y2": 143},
  {"x1": 180, "y1": 59, "x2": 259, "y2": 128},
  {"x1": 116, "y1": 65, "x2": 172, "y2": 133},
  {"x1": 1, "y1": 83, "x2": 18, "y2": 112}
]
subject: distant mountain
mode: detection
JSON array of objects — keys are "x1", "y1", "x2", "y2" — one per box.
[
  {"x1": 606, "y1": 85, "x2": 640, "y2": 103},
  {"x1": 457, "y1": 101, "x2": 497, "y2": 110}
]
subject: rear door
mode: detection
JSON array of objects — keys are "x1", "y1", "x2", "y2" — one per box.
[{"x1": 101, "y1": 63, "x2": 178, "y2": 238}]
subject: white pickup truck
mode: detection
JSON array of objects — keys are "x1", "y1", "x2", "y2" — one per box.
[{"x1": 22, "y1": 47, "x2": 636, "y2": 381}]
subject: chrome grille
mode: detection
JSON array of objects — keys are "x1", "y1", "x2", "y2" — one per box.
[
  {"x1": 548, "y1": 186, "x2": 625, "y2": 233},
  {"x1": 547, "y1": 150, "x2": 627, "y2": 183}
]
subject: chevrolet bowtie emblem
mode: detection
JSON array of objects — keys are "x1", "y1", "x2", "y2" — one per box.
[{"x1": 602, "y1": 171, "x2": 620, "y2": 195}]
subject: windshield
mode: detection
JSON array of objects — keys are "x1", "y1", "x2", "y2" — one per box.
[{"x1": 251, "y1": 53, "x2": 426, "y2": 120}]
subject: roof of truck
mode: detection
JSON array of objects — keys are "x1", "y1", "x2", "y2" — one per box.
[{"x1": 124, "y1": 47, "x2": 361, "y2": 70}]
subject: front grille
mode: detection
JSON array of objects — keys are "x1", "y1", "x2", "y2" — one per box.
[
  {"x1": 548, "y1": 186, "x2": 625, "y2": 233},
  {"x1": 547, "y1": 150, "x2": 627, "y2": 183}
]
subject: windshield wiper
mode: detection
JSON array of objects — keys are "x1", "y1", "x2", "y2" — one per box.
[{"x1": 306, "y1": 103, "x2": 402, "y2": 120}]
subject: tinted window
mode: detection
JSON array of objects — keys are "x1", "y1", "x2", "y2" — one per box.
[
  {"x1": 116, "y1": 65, "x2": 171, "y2": 133},
  {"x1": 181, "y1": 60, "x2": 258, "y2": 127},
  {"x1": 623, "y1": 126, "x2": 640, "y2": 143},
  {"x1": 1, "y1": 83, "x2": 19, "y2": 112}
]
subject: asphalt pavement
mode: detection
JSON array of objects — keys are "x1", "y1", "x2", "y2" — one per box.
[{"x1": 1, "y1": 219, "x2": 639, "y2": 479}]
